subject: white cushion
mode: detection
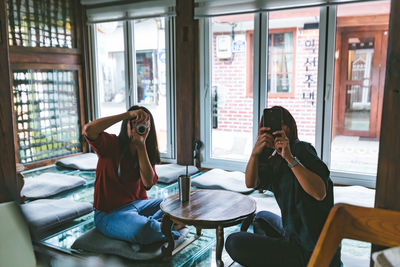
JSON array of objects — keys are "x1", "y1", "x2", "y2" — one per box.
[
  {"x1": 156, "y1": 164, "x2": 199, "y2": 184},
  {"x1": 21, "y1": 173, "x2": 86, "y2": 199},
  {"x1": 192, "y1": 168, "x2": 254, "y2": 194},
  {"x1": 56, "y1": 153, "x2": 98, "y2": 171},
  {"x1": 21, "y1": 199, "x2": 93, "y2": 232}
]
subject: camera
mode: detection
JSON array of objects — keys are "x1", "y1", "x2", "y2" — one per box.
[
  {"x1": 263, "y1": 107, "x2": 282, "y2": 137},
  {"x1": 136, "y1": 124, "x2": 147, "y2": 136},
  {"x1": 130, "y1": 120, "x2": 148, "y2": 136}
]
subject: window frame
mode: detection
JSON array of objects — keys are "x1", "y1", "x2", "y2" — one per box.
[
  {"x1": 200, "y1": 6, "x2": 381, "y2": 188},
  {"x1": 89, "y1": 17, "x2": 176, "y2": 161},
  {"x1": 7, "y1": 0, "x2": 88, "y2": 170}
]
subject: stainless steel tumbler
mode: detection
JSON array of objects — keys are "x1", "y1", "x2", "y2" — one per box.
[{"x1": 178, "y1": 175, "x2": 191, "y2": 202}]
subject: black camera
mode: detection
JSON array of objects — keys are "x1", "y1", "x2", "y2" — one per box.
[
  {"x1": 263, "y1": 107, "x2": 282, "y2": 137},
  {"x1": 136, "y1": 124, "x2": 147, "y2": 135},
  {"x1": 130, "y1": 120, "x2": 147, "y2": 136}
]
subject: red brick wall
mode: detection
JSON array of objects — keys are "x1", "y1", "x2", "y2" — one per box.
[
  {"x1": 212, "y1": 32, "x2": 253, "y2": 133},
  {"x1": 212, "y1": 29, "x2": 319, "y2": 141}
]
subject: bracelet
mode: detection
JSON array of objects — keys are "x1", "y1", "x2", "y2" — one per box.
[{"x1": 288, "y1": 157, "x2": 300, "y2": 168}]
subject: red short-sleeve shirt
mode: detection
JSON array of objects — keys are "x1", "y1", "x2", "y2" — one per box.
[{"x1": 86, "y1": 132, "x2": 158, "y2": 212}]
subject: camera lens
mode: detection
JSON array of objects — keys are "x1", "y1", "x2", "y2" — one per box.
[{"x1": 136, "y1": 124, "x2": 147, "y2": 135}]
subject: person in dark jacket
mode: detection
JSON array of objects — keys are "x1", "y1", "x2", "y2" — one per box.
[{"x1": 225, "y1": 106, "x2": 341, "y2": 267}]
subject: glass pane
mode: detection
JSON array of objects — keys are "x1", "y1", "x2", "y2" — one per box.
[
  {"x1": 133, "y1": 18, "x2": 168, "y2": 154},
  {"x1": 348, "y1": 37, "x2": 374, "y2": 81},
  {"x1": 330, "y1": 0, "x2": 390, "y2": 176},
  {"x1": 211, "y1": 14, "x2": 254, "y2": 161},
  {"x1": 344, "y1": 85, "x2": 371, "y2": 131},
  {"x1": 267, "y1": 8, "x2": 320, "y2": 146},
  {"x1": 95, "y1": 21, "x2": 127, "y2": 135},
  {"x1": 13, "y1": 70, "x2": 81, "y2": 163},
  {"x1": 7, "y1": 0, "x2": 75, "y2": 48}
]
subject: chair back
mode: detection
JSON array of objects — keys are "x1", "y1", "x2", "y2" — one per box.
[{"x1": 0, "y1": 201, "x2": 36, "y2": 267}]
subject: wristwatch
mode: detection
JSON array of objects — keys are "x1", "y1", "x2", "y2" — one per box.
[{"x1": 288, "y1": 157, "x2": 300, "y2": 168}]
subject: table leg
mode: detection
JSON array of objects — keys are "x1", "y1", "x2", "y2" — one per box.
[
  {"x1": 241, "y1": 213, "x2": 255, "y2": 232},
  {"x1": 196, "y1": 227, "x2": 202, "y2": 237},
  {"x1": 216, "y1": 225, "x2": 224, "y2": 267},
  {"x1": 161, "y1": 214, "x2": 174, "y2": 258}
]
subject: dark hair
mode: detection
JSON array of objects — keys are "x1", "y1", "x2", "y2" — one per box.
[
  {"x1": 261, "y1": 106, "x2": 298, "y2": 145},
  {"x1": 118, "y1": 105, "x2": 160, "y2": 165}
]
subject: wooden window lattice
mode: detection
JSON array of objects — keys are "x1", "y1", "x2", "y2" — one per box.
[
  {"x1": 7, "y1": 0, "x2": 75, "y2": 48},
  {"x1": 13, "y1": 70, "x2": 81, "y2": 163}
]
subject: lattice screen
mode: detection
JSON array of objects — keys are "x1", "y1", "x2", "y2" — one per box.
[
  {"x1": 7, "y1": 0, "x2": 75, "y2": 48},
  {"x1": 13, "y1": 70, "x2": 81, "y2": 163}
]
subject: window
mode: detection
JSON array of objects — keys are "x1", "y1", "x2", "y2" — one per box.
[
  {"x1": 266, "y1": 9, "x2": 320, "y2": 146},
  {"x1": 7, "y1": 0, "x2": 85, "y2": 167},
  {"x1": 327, "y1": 0, "x2": 391, "y2": 182},
  {"x1": 204, "y1": 14, "x2": 254, "y2": 165},
  {"x1": 200, "y1": 1, "x2": 391, "y2": 186},
  {"x1": 7, "y1": 0, "x2": 75, "y2": 48},
  {"x1": 94, "y1": 21, "x2": 127, "y2": 135},
  {"x1": 92, "y1": 17, "x2": 175, "y2": 158},
  {"x1": 267, "y1": 30, "x2": 296, "y2": 96},
  {"x1": 13, "y1": 70, "x2": 81, "y2": 163}
]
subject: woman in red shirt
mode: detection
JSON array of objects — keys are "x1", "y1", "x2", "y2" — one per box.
[{"x1": 83, "y1": 106, "x2": 179, "y2": 245}]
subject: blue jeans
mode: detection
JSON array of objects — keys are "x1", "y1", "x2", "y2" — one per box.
[
  {"x1": 94, "y1": 198, "x2": 179, "y2": 245},
  {"x1": 225, "y1": 211, "x2": 341, "y2": 267}
]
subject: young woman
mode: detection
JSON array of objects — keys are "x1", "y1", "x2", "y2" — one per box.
[
  {"x1": 83, "y1": 105, "x2": 179, "y2": 245},
  {"x1": 225, "y1": 106, "x2": 341, "y2": 267}
]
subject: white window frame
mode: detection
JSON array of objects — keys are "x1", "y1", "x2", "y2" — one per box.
[
  {"x1": 89, "y1": 17, "x2": 176, "y2": 161},
  {"x1": 200, "y1": 5, "x2": 380, "y2": 188}
]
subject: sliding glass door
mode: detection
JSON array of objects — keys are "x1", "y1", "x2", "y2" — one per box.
[
  {"x1": 201, "y1": 0, "x2": 391, "y2": 186},
  {"x1": 92, "y1": 17, "x2": 176, "y2": 159}
]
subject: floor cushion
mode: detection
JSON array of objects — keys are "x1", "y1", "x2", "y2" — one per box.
[
  {"x1": 156, "y1": 164, "x2": 199, "y2": 184},
  {"x1": 191, "y1": 168, "x2": 254, "y2": 194},
  {"x1": 56, "y1": 153, "x2": 98, "y2": 171},
  {"x1": 71, "y1": 227, "x2": 189, "y2": 260},
  {"x1": 21, "y1": 173, "x2": 86, "y2": 200},
  {"x1": 21, "y1": 199, "x2": 93, "y2": 233}
]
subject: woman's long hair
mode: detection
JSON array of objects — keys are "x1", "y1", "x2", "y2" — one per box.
[{"x1": 118, "y1": 106, "x2": 160, "y2": 165}]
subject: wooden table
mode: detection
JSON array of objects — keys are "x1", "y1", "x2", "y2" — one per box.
[{"x1": 160, "y1": 189, "x2": 256, "y2": 267}]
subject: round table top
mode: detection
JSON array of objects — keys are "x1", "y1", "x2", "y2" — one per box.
[{"x1": 160, "y1": 190, "x2": 256, "y2": 225}]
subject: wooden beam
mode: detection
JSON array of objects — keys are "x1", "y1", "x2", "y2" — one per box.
[
  {"x1": 0, "y1": 0, "x2": 21, "y2": 202},
  {"x1": 337, "y1": 14, "x2": 389, "y2": 28},
  {"x1": 175, "y1": 0, "x2": 198, "y2": 165},
  {"x1": 375, "y1": 0, "x2": 400, "y2": 212}
]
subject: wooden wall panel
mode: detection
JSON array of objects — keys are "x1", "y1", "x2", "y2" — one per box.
[
  {"x1": 175, "y1": 0, "x2": 198, "y2": 165},
  {"x1": 375, "y1": 0, "x2": 400, "y2": 211},
  {"x1": 0, "y1": 0, "x2": 20, "y2": 202}
]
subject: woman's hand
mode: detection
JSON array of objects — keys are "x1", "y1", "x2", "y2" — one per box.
[
  {"x1": 128, "y1": 109, "x2": 149, "y2": 123},
  {"x1": 273, "y1": 129, "x2": 293, "y2": 162},
  {"x1": 252, "y1": 123, "x2": 275, "y2": 157}
]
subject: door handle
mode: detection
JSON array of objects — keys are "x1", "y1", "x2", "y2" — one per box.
[{"x1": 325, "y1": 84, "x2": 332, "y2": 102}]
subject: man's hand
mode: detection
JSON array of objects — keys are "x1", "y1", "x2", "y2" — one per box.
[
  {"x1": 252, "y1": 122, "x2": 274, "y2": 157},
  {"x1": 273, "y1": 129, "x2": 293, "y2": 163}
]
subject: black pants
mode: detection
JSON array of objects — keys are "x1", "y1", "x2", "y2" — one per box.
[{"x1": 225, "y1": 211, "x2": 307, "y2": 267}]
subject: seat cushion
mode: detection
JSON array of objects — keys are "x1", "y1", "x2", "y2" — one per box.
[
  {"x1": 71, "y1": 227, "x2": 189, "y2": 260},
  {"x1": 56, "y1": 153, "x2": 98, "y2": 171},
  {"x1": 192, "y1": 168, "x2": 254, "y2": 194},
  {"x1": 21, "y1": 199, "x2": 93, "y2": 233},
  {"x1": 156, "y1": 164, "x2": 199, "y2": 184},
  {"x1": 21, "y1": 173, "x2": 86, "y2": 200}
]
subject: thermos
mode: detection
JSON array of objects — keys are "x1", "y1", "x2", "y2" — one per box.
[{"x1": 178, "y1": 174, "x2": 191, "y2": 202}]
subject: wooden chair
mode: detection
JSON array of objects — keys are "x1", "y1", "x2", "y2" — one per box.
[{"x1": 308, "y1": 203, "x2": 400, "y2": 267}]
